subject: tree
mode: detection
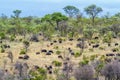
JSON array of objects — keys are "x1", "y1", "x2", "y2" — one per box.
[
  {"x1": 41, "y1": 14, "x2": 54, "y2": 26},
  {"x1": 12, "y1": 10, "x2": 22, "y2": 18},
  {"x1": 101, "y1": 60, "x2": 120, "y2": 80},
  {"x1": 74, "y1": 65, "x2": 95, "y2": 80},
  {"x1": 84, "y1": 4, "x2": 103, "y2": 25},
  {"x1": 51, "y1": 12, "x2": 68, "y2": 30},
  {"x1": 63, "y1": 5, "x2": 80, "y2": 18}
]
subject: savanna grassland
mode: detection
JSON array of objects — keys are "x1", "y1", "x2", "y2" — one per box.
[{"x1": 0, "y1": 4, "x2": 120, "y2": 80}]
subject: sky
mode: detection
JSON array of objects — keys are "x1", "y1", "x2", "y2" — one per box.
[{"x1": 0, "y1": 0, "x2": 120, "y2": 17}]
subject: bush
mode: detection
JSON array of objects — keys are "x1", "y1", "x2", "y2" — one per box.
[
  {"x1": 74, "y1": 65, "x2": 94, "y2": 80},
  {"x1": 99, "y1": 46, "x2": 105, "y2": 50},
  {"x1": 10, "y1": 34, "x2": 16, "y2": 41},
  {"x1": 101, "y1": 60, "x2": 120, "y2": 80},
  {"x1": 74, "y1": 52, "x2": 82, "y2": 58},
  {"x1": 89, "y1": 48, "x2": 94, "y2": 52},
  {"x1": 0, "y1": 32, "x2": 6, "y2": 39},
  {"x1": 56, "y1": 50, "x2": 61, "y2": 55},
  {"x1": 19, "y1": 49, "x2": 26, "y2": 55},
  {"x1": 79, "y1": 60, "x2": 89, "y2": 66},
  {"x1": 30, "y1": 67, "x2": 47, "y2": 80},
  {"x1": 54, "y1": 46, "x2": 59, "y2": 49},
  {"x1": 0, "y1": 48, "x2": 5, "y2": 53},
  {"x1": 103, "y1": 31, "x2": 113, "y2": 43},
  {"x1": 90, "y1": 55, "x2": 96, "y2": 61},
  {"x1": 52, "y1": 61, "x2": 62, "y2": 67}
]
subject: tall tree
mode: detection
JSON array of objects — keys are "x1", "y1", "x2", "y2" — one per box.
[
  {"x1": 51, "y1": 12, "x2": 68, "y2": 30},
  {"x1": 11, "y1": 10, "x2": 22, "y2": 35},
  {"x1": 12, "y1": 10, "x2": 22, "y2": 18},
  {"x1": 84, "y1": 4, "x2": 102, "y2": 25},
  {"x1": 63, "y1": 5, "x2": 80, "y2": 18},
  {"x1": 41, "y1": 14, "x2": 54, "y2": 26}
]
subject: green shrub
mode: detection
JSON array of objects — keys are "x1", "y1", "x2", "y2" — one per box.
[
  {"x1": 19, "y1": 38, "x2": 22, "y2": 42},
  {"x1": 83, "y1": 55, "x2": 88, "y2": 60},
  {"x1": 90, "y1": 55, "x2": 96, "y2": 61},
  {"x1": 0, "y1": 48, "x2": 5, "y2": 53},
  {"x1": 56, "y1": 50, "x2": 61, "y2": 55},
  {"x1": 19, "y1": 49, "x2": 26, "y2": 55},
  {"x1": 103, "y1": 31, "x2": 113, "y2": 43},
  {"x1": 74, "y1": 52, "x2": 82, "y2": 58},
  {"x1": 52, "y1": 61, "x2": 62, "y2": 67},
  {"x1": 79, "y1": 60, "x2": 89, "y2": 66},
  {"x1": 54, "y1": 46, "x2": 59, "y2": 49},
  {"x1": 90, "y1": 40, "x2": 96, "y2": 44},
  {"x1": 0, "y1": 32, "x2": 6, "y2": 39},
  {"x1": 30, "y1": 67, "x2": 47, "y2": 80},
  {"x1": 99, "y1": 46, "x2": 105, "y2": 50},
  {"x1": 10, "y1": 34, "x2": 16, "y2": 41},
  {"x1": 38, "y1": 68, "x2": 47, "y2": 75},
  {"x1": 89, "y1": 48, "x2": 94, "y2": 52}
]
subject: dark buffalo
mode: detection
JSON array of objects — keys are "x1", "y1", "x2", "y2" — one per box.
[
  {"x1": 18, "y1": 56, "x2": 24, "y2": 59},
  {"x1": 36, "y1": 52, "x2": 40, "y2": 55},
  {"x1": 94, "y1": 36, "x2": 99, "y2": 39},
  {"x1": 58, "y1": 55, "x2": 63, "y2": 59},
  {"x1": 116, "y1": 53, "x2": 120, "y2": 56},
  {"x1": 115, "y1": 43, "x2": 119, "y2": 46},
  {"x1": 46, "y1": 52, "x2": 51, "y2": 55},
  {"x1": 106, "y1": 53, "x2": 115, "y2": 56},
  {"x1": 41, "y1": 49, "x2": 47, "y2": 52},
  {"x1": 48, "y1": 50, "x2": 53, "y2": 53},
  {"x1": 69, "y1": 38, "x2": 73, "y2": 41},
  {"x1": 93, "y1": 44, "x2": 99, "y2": 48},
  {"x1": 23, "y1": 55, "x2": 29, "y2": 60}
]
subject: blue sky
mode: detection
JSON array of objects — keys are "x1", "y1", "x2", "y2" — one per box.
[{"x1": 0, "y1": 0, "x2": 120, "y2": 17}]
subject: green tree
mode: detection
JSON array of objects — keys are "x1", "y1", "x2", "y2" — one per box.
[
  {"x1": 84, "y1": 4, "x2": 103, "y2": 25},
  {"x1": 51, "y1": 12, "x2": 68, "y2": 30},
  {"x1": 41, "y1": 14, "x2": 54, "y2": 26},
  {"x1": 12, "y1": 10, "x2": 22, "y2": 18},
  {"x1": 63, "y1": 5, "x2": 80, "y2": 18}
]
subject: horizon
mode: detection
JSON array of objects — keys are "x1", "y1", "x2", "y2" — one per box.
[{"x1": 0, "y1": 0, "x2": 120, "y2": 17}]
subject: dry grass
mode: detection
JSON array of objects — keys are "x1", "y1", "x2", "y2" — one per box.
[{"x1": 0, "y1": 37, "x2": 120, "y2": 72}]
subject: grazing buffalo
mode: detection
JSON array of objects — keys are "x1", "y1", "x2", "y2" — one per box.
[
  {"x1": 48, "y1": 70, "x2": 52, "y2": 74},
  {"x1": 50, "y1": 43, "x2": 53, "y2": 45},
  {"x1": 23, "y1": 55, "x2": 29, "y2": 60},
  {"x1": 2, "y1": 44, "x2": 10, "y2": 48},
  {"x1": 69, "y1": 38, "x2": 73, "y2": 41},
  {"x1": 0, "y1": 40, "x2": 2, "y2": 43},
  {"x1": 108, "y1": 43, "x2": 111, "y2": 47},
  {"x1": 34, "y1": 65, "x2": 39, "y2": 70},
  {"x1": 94, "y1": 36, "x2": 99, "y2": 39},
  {"x1": 116, "y1": 53, "x2": 120, "y2": 56},
  {"x1": 18, "y1": 56, "x2": 24, "y2": 59},
  {"x1": 58, "y1": 55, "x2": 63, "y2": 59},
  {"x1": 41, "y1": 49, "x2": 47, "y2": 52},
  {"x1": 46, "y1": 52, "x2": 51, "y2": 55},
  {"x1": 48, "y1": 50, "x2": 53, "y2": 53},
  {"x1": 115, "y1": 43, "x2": 119, "y2": 46},
  {"x1": 112, "y1": 49, "x2": 117, "y2": 52},
  {"x1": 93, "y1": 44, "x2": 99, "y2": 48},
  {"x1": 59, "y1": 40, "x2": 62, "y2": 43},
  {"x1": 53, "y1": 40, "x2": 57, "y2": 43},
  {"x1": 36, "y1": 52, "x2": 40, "y2": 55},
  {"x1": 106, "y1": 53, "x2": 115, "y2": 56},
  {"x1": 70, "y1": 52, "x2": 74, "y2": 55},
  {"x1": 68, "y1": 48, "x2": 72, "y2": 53},
  {"x1": 77, "y1": 38, "x2": 82, "y2": 41}
]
